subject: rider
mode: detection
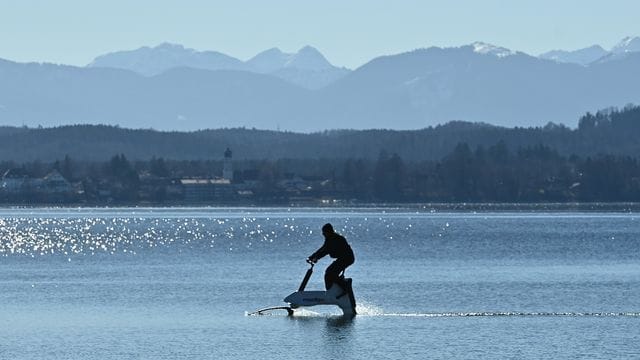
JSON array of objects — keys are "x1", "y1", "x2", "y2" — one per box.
[{"x1": 307, "y1": 223, "x2": 355, "y2": 292}]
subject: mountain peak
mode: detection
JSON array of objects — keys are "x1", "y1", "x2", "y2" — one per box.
[
  {"x1": 246, "y1": 47, "x2": 292, "y2": 73},
  {"x1": 611, "y1": 36, "x2": 640, "y2": 54},
  {"x1": 155, "y1": 42, "x2": 187, "y2": 51},
  {"x1": 297, "y1": 45, "x2": 322, "y2": 55},
  {"x1": 87, "y1": 42, "x2": 245, "y2": 76},
  {"x1": 284, "y1": 45, "x2": 333, "y2": 70},
  {"x1": 470, "y1": 42, "x2": 515, "y2": 57},
  {"x1": 247, "y1": 46, "x2": 335, "y2": 72},
  {"x1": 539, "y1": 45, "x2": 607, "y2": 66},
  {"x1": 260, "y1": 47, "x2": 286, "y2": 56}
]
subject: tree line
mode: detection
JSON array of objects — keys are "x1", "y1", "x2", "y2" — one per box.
[
  {"x1": 0, "y1": 105, "x2": 639, "y2": 163},
  {"x1": 1, "y1": 105, "x2": 639, "y2": 203},
  {"x1": 2, "y1": 142, "x2": 639, "y2": 204}
]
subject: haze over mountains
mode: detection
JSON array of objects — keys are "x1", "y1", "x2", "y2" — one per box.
[
  {"x1": 88, "y1": 43, "x2": 350, "y2": 90},
  {"x1": 539, "y1": 36, "x2": 640, "y2": 65},
  {"x1": 0, "y1": 37, "x2": 639, "y2": 132}
]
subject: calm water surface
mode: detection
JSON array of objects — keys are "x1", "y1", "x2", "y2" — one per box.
[{"x1": 0, "y1": 207, "x2": 639, "y2": 359}]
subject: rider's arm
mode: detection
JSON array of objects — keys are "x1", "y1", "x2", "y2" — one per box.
[{"x1": 308, "y1": 244, "x2": 328, "y2": 263}]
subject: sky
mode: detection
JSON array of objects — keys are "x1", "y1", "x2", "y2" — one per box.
[{"x1": 2, "y1": 0, "x2": 640, "y2": 69}]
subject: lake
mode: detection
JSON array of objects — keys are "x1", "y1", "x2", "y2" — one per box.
[{"x1": 1, "y1": 207, "x2": 639, "y2": 359}]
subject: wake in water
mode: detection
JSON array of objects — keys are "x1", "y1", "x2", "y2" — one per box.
[
  {"x1": 370, "y1": 311, "x2": 640, "y2": 318},
  {"x1": 353, "y1": 302, "x2": 639, "y2": 318},
  {"x1": 248, "y1": 302, "x2": 640, "y2": 318}
]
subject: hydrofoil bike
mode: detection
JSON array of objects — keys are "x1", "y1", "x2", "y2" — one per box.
[{"x1": 249, "y1": 260, "x2": 357, "y2": 316}]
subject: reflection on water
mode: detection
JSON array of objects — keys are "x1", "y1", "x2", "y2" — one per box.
[
  {"x1": 286, "y1": 314, "x2": 356, "y2": 358},
  {"x1": 323, "y1": 316, "x2": 356, "y2": 358}
]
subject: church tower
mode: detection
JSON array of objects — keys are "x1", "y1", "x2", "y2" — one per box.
[{"x1": 223, "y1": 147, "x2": 233, "y2": 181}]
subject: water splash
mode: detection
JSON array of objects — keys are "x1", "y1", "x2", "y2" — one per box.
[
  {"x1": 366, "y1": 311, "x2": 640, "y2": 318},
  {"x1": 354, "y1": 301, "x2": 385, "y2": 316},
  {"x1": 246, "y1": 305, "x2": 640, "y2": 318}
]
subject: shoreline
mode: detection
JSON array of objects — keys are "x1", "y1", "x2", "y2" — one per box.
[{"x1": 0, "y1": 202, "x2": 639, "y2": 212}]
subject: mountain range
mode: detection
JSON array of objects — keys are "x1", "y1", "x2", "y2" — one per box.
[
  {"x1": 0, "y1": 37, "x2": 639, "y2": 132},
  {"x1": 539, "y1": 36, "x2": 640, "y2": 65},
  {"x1": 88, "y1": 43, "x2": 349, "y2": 90}
]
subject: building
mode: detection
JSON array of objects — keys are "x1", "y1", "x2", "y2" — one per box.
[
  {"x1": 1, "y1": 168, "x2": 78, "y2": 202},
  {"x1": 41, "y1": 169, "x2": 74, "y2": 194},
  {"x1": 1, "y1": 168, "x2": 29, "y2": 193},
  {"x1": 223, "y1": 147, "x2": 233, "y2": 181},
  {"x1": 178, "y1": 148, "x2": 239, "y2": 202},
  {"x1": 181, "y1": 178, "x2": 233, "y2": 202}
]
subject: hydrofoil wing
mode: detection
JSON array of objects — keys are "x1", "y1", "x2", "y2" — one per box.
[{"x1": 284, "y1": 282, "x2": 356, "y2": 315}]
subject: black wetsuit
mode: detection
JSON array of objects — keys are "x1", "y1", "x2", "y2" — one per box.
[{"x1": 309, "y1": 232, "x2": 355, "y2": 290}]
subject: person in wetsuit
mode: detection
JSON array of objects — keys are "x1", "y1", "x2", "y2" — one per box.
[{"x1": 307, "y1": 223, "x2": 355, "y2": 291}]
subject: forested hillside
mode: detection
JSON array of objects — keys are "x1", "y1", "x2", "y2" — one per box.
[
  {"x1": 1, "y1": 106, "x2": 639, "y2": 163},
  {"x1": 1, "y1": 106, "x2": 640, "y2": 204}
]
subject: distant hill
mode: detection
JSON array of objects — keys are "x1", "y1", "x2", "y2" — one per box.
[
  {"x1": 539, "y1": 45, "x2": 608, "y2": 66},
  {"x1": 0, "y1": 59, "x2": 309, "y2": 130},
  {"x1": 539, "y1": 36, "x2": 640, "y2": 65},
  {"x1": 88, "y1": 43, "x2": 247, "y2": 75},
  {"x1": 88, "y1": 43, "x2": 350, "y2": 89},
  {"x1": 315, "y1": 45, "x2": 640, "y2": 129},
  {"x1": 1, "y1": 105, "x2": 639, "y2": 163},
  {"x1": 1, "y1": 40, "x2": 640, "y2": 131}
]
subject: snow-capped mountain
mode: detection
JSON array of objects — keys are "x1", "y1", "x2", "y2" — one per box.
[
  {"x1": 88, "y1": 43, "x2": 351, "y2": 89},
  {"x1": 246, "y1": 46, "x2": 337, "y2": 72},
  {"x1": 471, "y1": 42, "x2": 516, "y2": 57},
  {"x1": 589, "y1": 37, "x2": 640, "y2": 64},
  {"x1": 2, "y1": 40, "x2": 639, "y2": 131},
  {"x1": 539, "y1": 36, "x2": 640, "y2": 65},
  {"x1": 318, "y1": 43, "x2": 640, "y2": 129},
  {"x1": 611, "y1": 36, "x2": 640, "y2": 54},
  {"x1": 246, "y1": 46, "x2": 350, "y2": 89},
  {"x1": 539, "y1": 45, "x2": 608, "y2": 66}
]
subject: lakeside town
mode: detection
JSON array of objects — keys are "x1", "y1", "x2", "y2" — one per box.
[
  {"x1": 3, "y1": 139, "x2": 640, "y2": 206},
  {"x1": 0, "y1": 148, "x2": 340, "y2": 205}
]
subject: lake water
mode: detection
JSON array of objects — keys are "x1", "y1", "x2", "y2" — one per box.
[{"x1": 1, "y1": 207, "x2": 639, "y2": 359}]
